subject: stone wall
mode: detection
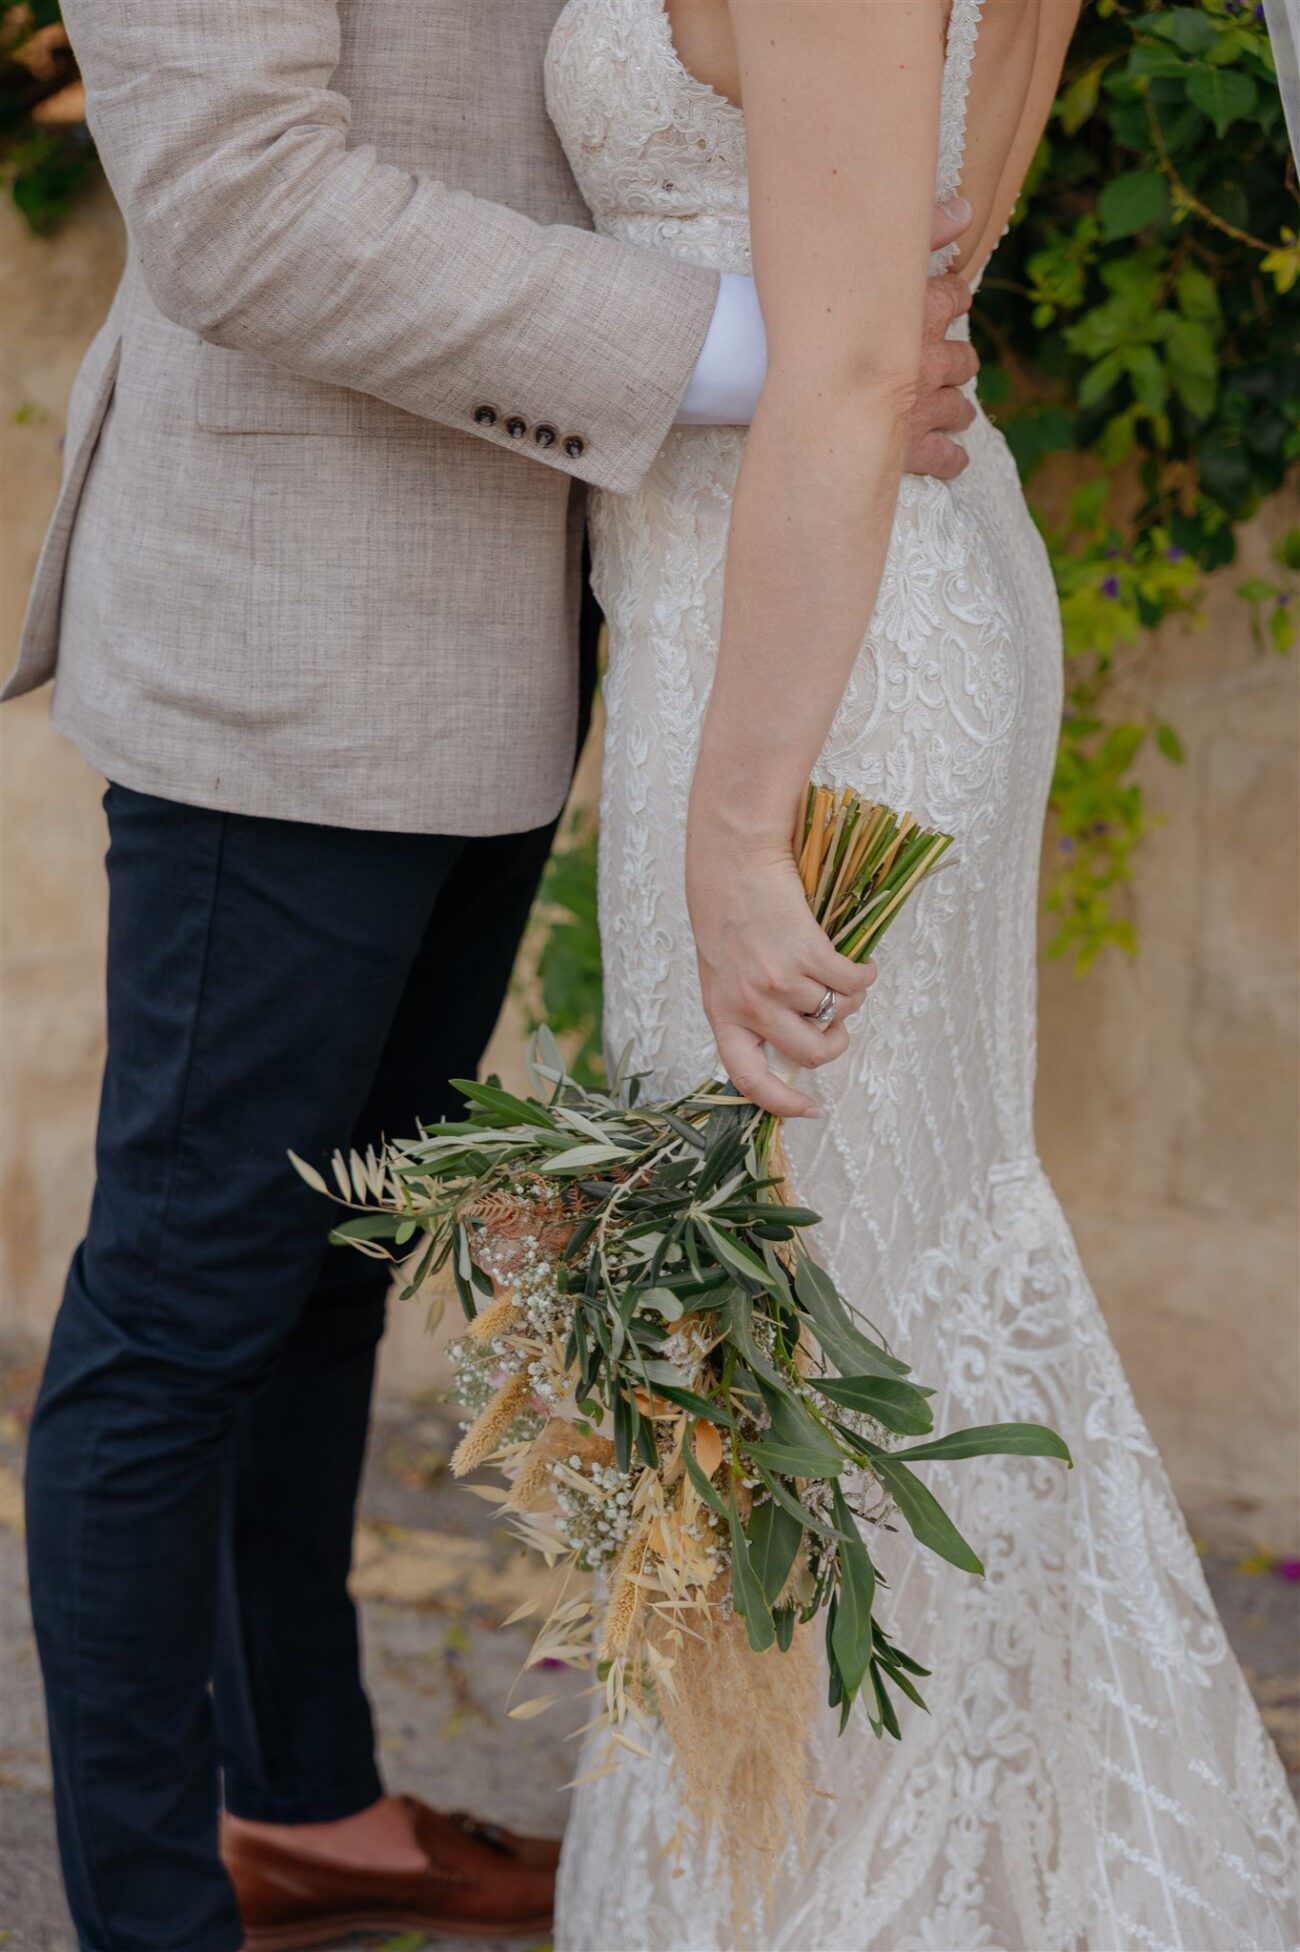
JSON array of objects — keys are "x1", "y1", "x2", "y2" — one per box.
[{"x1": 3, "y1": 195, "x2": 1296, "y2": 1547}]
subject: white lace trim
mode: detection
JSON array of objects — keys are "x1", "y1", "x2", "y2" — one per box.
[{"x1": 934, "y1": 0, "x2": 985, "y2": 271}]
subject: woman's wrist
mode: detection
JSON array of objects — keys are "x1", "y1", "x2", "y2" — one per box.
[{"x1": 688, "y1": 754, "x2": 805, "y2": 857}]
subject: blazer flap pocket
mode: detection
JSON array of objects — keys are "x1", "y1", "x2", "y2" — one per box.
[{"x1": 194, "y1": 342, "x2": 429, "y2": 439}]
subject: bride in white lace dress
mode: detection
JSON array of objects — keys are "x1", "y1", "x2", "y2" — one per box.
[{"x1": 544, "y1": 3, "x2": 1300, "y2": 1947}]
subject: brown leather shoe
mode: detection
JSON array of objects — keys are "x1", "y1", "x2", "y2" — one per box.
[{"x1": 225, "y1": 1797, "x2": 559, "y2": 1949}]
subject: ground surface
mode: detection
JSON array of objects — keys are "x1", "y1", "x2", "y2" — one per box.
[{"x1": 1, "y1": 1349, "x2": 1296, "y2": 1952}]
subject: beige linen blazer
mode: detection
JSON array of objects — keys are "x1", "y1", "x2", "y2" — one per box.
[{"x1": 5, "y1": 0, "x2": 719, "y2": 834}]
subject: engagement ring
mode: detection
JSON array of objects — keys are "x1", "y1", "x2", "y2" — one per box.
[{"x1": 808, "y1": 987, "x2": 838, "y2": 1030}]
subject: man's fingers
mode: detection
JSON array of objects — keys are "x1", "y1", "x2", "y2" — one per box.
[
  {"x1": 921, "y1": 386, "x2": 977, "y2": 436},
  {"x1": 929, "y1": 195, "x2": 973, "y2": 252},
  {"x1": 716, "y1": 1026, "x2": 820, "y2": 1120},
  {"x1": 922, "y1": 272, "x2": 972, "y2": 343},
  {"x1": 920, "y1": 337, "x2": 979, "y2": 392},
  {"x1": 905, "y1": 433, "x2": 969, "y2": 481}
]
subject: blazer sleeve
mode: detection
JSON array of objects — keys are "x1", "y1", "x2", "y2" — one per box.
[{"x1": 62, "y1": 0, "x2": 720, "y2": 496}]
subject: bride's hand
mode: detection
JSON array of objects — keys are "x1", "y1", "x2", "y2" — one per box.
[{"x1": 687, "y1": 832, "x2": 876, "y2": 1119}]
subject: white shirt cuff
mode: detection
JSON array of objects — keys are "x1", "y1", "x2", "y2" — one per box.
[{"x1": 675, "y1": 272, "x2": 767, "y2": 425}]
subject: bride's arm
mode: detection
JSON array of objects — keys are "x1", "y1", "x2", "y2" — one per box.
[{"x1": 687, "y1": 0, "x2": 948, "y2": 1117}]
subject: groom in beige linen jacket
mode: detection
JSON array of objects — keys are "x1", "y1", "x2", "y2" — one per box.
[{"x1": 9, "y1": 2, "x2": 978, "y2": 1946}]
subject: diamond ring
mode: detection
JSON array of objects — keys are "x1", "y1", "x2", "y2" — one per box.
[{"x1": 807, "y1": 987, "x2": 838, "y2": 1031}]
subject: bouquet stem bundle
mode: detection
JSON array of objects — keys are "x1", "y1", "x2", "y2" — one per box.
[
  {"x1": 298, "y1": 783, "x2": 1067, "y2": 1891},
  {"x1": 796, "y1": 781, "x2": 955, "y2": 967}
]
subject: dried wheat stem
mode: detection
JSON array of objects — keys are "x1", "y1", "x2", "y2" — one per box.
[
  {"x1": 467, "y1": 1294, "x2": 524, "y2": 1344},
  {"x1": 451, "y1": 1374, "x2": 533, "y2": 1477}
]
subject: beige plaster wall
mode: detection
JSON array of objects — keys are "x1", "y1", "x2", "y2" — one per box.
[{"x1": 2, "y1": 195, "x2": 1296, "y2": 1548}]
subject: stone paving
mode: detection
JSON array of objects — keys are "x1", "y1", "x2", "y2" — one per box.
[{"x1": 1, "y1": 1350, "x2": 1296, "y2": 1952}]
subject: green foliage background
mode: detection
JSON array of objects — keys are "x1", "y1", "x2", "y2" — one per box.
[
  {"x1": 977, "y1": 0, "x2": 1298, "y2": 965},
  {"x1": 0, "y1": 3, "x2": 92, "y2": 231},
  {"x1": 2, "y1": 0, "x2": 1296, "y2": 1068}
]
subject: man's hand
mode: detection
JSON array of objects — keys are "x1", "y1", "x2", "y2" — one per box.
[{"x1": 905, "y1": 197, "x2": 979, "y2": 481}]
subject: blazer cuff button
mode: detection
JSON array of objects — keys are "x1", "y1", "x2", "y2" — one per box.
[
  {"x1": 534, "y1": 424, "x2": 558, "y2": 449},
  {"x1": 505, "y1": 415, "x2": 528, "y2": 439},
  {"x1": 473, "y1": 404, "x2": 499, "y2": 427},
  {"x1": 563, "y1": 435, "x2": 586, "y2": 459}
]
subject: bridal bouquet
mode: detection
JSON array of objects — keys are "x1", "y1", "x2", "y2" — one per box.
[{"x1": 299, "y1": 785, "x2": 1070, "y2": 1877}]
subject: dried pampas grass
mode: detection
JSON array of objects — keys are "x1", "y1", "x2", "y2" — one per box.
[{"x1": 649, "y1": 1604, "x2": 819, "y2": 1931}]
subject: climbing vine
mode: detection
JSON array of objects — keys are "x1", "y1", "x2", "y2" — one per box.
[{"x1": 976, "y1": 0, "x2": 1297, "y2": 962}]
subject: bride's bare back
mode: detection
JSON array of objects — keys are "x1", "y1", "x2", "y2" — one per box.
[{"x1": 666, "y1": 0, "x2": 1081, "y2": 281}]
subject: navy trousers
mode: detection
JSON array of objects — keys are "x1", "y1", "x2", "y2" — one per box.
[
  {"x1": 24, "y1": 600, "x2": 594, "y2": 1951},
  {"x1": 25, "y1": 788, "x2": 562, "y2": 1951}
]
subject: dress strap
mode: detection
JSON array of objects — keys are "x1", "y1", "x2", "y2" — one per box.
[
  {"x1": 936, "y1": 0, "x2": 983, "y2": 204},
  {"x1": 930, "y1": 0, "x2": 983, "y2": 274}
]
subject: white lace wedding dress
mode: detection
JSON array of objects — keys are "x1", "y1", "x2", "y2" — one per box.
[{"x1": 544, "y1": 4, "x2": 1299, "y2": 1946}]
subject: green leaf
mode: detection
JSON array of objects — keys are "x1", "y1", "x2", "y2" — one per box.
[
  {"x1": 728, "y1": 1493, "x2": 776, "y2": 1653},
  {"x1": 813, "y1": 1374, "x2": 935, "y2": 1438},
  {"x1": 1070, "y1": 477, "x2": 1110, "y2": 532},
  {"x1": 1127, "y1": 43, "x2": 1193, "y2": 78},
  {"x1": 1098, "y1": 168, "x2": 1169, "y2": 240},
  {"x1": 892, "y1": 1422, "x2": 1073, "y2": 1467},
  {"x1": 868, "y1": 1456, "x2": 985, "y2": 1574},
  {"x1": 449, "y1": 1080, "x2": 556, "y2": 1130},
  {"x1": 1124, "y1": 345, "x2": 1169, "y2": 414},
  {"x1": 1170, "y1": 12, "x2": 1219, "y2": 56},
  {"x1": 1175, "y1": 263, "x2": 1220, "y2": 324},
  {"x1": 1155, "y1": 722, "x2": 1185, "y2": 764},
  {"x1": 1185, "y1": 65, "x2": 1258, "y2": 137},
  {"x1": 1270, "y1": 604, "x2": 1294, "y2": 654},
  {"x1": 719, "y1": 1297, "x2": 786, "y2": 1397},
  {"x1": 745, "y1": 1431, "x2": 845, "y2": 1480},
  {"x1": 682, "y1": 1443, "x2": 729, "y2": 1518},
  {"x1": 544, "y1": 1141, "x2": 634, "y2": 1174},
  {"x1": 1078, "y1": 350, "x2": 1127, "y2": 410},
  {"x1": 329, "y1": 1213, "x2": 403, "y2": 1243},
  {"x1": 754, "y1": 1378, "x2": 847, "y2": 1471},
  {"x1": 746, "y1": 1497, "x2": 803, "y2": 1606},
  {"x1": 829, "y1": 1484, "x2": 877, "y2": 1703},
  {"x1": 652, "y1": 1383, "x2": 736, "y2": 1426},
  {"x1": 612, "y1": 1388, "x2": 633, "y2": 1474},
  {"x1": 697, "y1": 1219, "x2": 771, "y2": 1290},
  {"x1": 1058, "y1": 60, "x2": 1103, "y2": 135},
  {"x1": 869, "y1": 1659, "x2": 903, "y2": 1740},
  {"x1": 793, "y1": 1248, "x2": 910, "y2": 1379},
  {"x1": 751, "y1": 1462, "x2": 845, "y2": 1543}
]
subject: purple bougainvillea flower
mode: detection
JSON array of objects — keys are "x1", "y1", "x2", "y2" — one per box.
[
  {"x1": 1275, "y1": 1559, "x2": 1300, "y2": 1583},
  {"x1": 1101, "y1": 575, "x2": 1120, "y2": 600}
]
